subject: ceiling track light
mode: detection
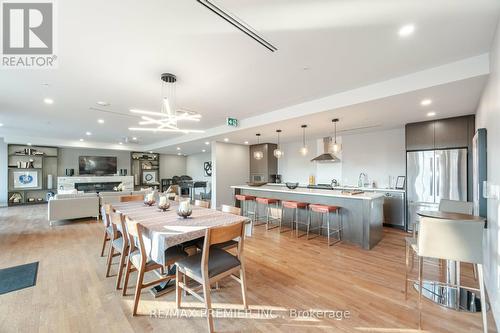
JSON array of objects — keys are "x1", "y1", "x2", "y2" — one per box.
[{"x1": 197, "y1": 0, "x2": 277, "y2": 52}]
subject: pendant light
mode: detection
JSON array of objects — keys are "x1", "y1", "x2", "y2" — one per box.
[
  {"x1": 253, "y1": 133, "x2": 264, "y2": 160},
  {"x1": 332, "y1": 118, "x2": 342, "y2": 153},
  {"x1": 299, "y1": 125, "x2": 308, "y2": 156},
  {"x1": 273, "y1": 129, "x2": 284, "y2": 158}
]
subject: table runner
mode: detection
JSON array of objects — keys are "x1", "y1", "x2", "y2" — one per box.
[{"x1": 112, "y1": 200, "x2": 250, "y2": 265}]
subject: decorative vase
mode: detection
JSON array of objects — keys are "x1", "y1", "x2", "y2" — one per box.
[
  {"x1": 158, "y1": 195, "x2": 170, "y2": 211},
  {"x1": 177, "y1": 200, "x2": 192, "y2": 218}
]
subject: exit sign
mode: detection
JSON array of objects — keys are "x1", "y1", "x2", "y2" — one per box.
[{"x1": 226, "y1": 117, "x2": 238, "y2": 127}]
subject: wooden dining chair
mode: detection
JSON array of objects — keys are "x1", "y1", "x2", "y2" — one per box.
[
  {"x1": 221, "y1": 204, "x2": 241, "y2": 216},
  {"x1": 195, "y1": 199, "x2": 210, "y2": 208},
  {"x1": 175, "y1": 221, "x2": 247, "y2": 333},
  {"x1": 106, "y1": 209, "x2": 129, "y2": 290},
  {"x1": 120, "y1": 194, "x2": 144, "y2": 202},
  {"x1": 196, "y1": 205, "x2": 242, "y2": 252},
  {"x1": 122, "y1": 216, "x2": 187, "y2": 315},
  {"x1": 99, "y1": 204, "x2": 112, "y2": 257}
]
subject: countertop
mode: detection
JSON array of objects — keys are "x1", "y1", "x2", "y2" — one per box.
[
  {"x1": 265, "y1": 183, "x2": 405, "y2": 193},
  {"x1": 231, "y1": 185, "x2": 385, "y2": 200}
]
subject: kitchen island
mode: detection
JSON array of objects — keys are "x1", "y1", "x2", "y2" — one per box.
[{"x1": 231, "y1": 184, "x2": 385, "y2": 250}]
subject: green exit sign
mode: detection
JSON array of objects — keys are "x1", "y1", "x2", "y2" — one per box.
[{"x1": 226, "y1": 117, "x2": 238, "y2": 127}]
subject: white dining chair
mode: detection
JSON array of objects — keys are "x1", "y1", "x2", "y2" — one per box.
[
  {"x1": 439, "y1": 199, "x2": 473, "y2": 215},
  {"x1": 99, "y1": 204, "x2": 112, "y2": 257},
  {"x1": 405, "y1": 217, "x2": 487, "y2": 333}
]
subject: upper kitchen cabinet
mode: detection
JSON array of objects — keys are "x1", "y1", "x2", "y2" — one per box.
[
  {"x1": 405, "y1": 121, "x2": 435, "y2": 150},
  {"x1": 434, "y1": 116, "x2": 469, "y2": 149},
  {"x1": 406, "y1": 115, "x2": 475, "y2": 151}
]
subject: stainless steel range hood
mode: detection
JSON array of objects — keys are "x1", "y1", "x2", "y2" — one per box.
[{"x1": 311, "y1": 137, "x2": 341, "y2": 162}]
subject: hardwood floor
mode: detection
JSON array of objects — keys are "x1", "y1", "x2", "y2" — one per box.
[{"x1": 0, "y1": 205, "x2": 496, "y2": 333}]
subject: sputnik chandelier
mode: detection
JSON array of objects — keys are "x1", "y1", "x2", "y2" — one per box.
[{"x1": 129, "y1": 73, "x2": 204, "y2": 133}]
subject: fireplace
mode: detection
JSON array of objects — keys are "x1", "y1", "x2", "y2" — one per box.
[{"x1": 74, "y1": 182, "x2": 121, "y2": 193}]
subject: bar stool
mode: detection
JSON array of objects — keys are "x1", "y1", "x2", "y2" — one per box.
[
  {"x1": 254, "y1": 197, "x2": 280, "y2": 230},
  {"x1": 235, "y1": 194, "x2": 256, "y2": 222},
  {"x1": 280, "y1": 200, "x2": 308, "y2": 234},
  {"x1": 308, "y1": 204, "x2": 343, "y2": 246}
]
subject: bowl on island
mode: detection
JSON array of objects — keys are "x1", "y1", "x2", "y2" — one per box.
[{"x1": 286, "y1": 182, "x2": 299, "y2": 190}]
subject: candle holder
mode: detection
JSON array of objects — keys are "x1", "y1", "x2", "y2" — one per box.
[
  {"x1": 158, "y1": 197, "x2": 170, "y2": 211},
  {"x1": 177, "y1": 201, "x2": 193, "y2": 219},
  {"x1": 144, "y1": 198, "x2": 156, "y2": 206}
]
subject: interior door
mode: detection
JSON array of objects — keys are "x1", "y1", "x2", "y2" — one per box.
[{"x1": 434, "y1": 149, "x2": 467, "y2": 203}]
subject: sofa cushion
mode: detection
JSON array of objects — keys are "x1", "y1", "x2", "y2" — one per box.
[{"x1": 54, "y1": 193, "x2": 97, "y2": 199}]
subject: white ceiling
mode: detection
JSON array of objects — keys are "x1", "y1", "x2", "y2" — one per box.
[{"x1": 0, "y1": 0, "x2": 499, "y2": 150}]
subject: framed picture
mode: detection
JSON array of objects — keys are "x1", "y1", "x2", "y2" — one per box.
[
  {"x1": 13, "y1": 170, "x2": 39, "y2": 189},
  {"x1": 204, "y1": 161, "x2": 212, "y2": 177},
  {"x1": 142, "y1": 170, "x2": 158, "y2": 184},
  {"x1": 395, "y1": 176, "x2": 406, "y2": 190}
]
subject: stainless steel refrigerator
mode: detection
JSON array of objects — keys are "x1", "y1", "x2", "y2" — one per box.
[{"x1": 406, "y1": 149, "x2": 468, "y2": 230}]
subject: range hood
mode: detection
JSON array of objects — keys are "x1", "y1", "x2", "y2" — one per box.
[{"x1": 311, "y1": 137, "x2": 341, "y2": 163}]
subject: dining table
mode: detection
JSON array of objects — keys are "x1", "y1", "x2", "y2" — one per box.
[
  {"x1": 112, "y1": 200, "x2": 252, "y2": 296},
  {"x1": 415, "y1": 210, "x2": 486, "y2": 313}
]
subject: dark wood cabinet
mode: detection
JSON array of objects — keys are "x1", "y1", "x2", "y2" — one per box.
[
  {"x1": 406, "y1": 115, "x2": 474, "y2": 151},
  {"x1": 434, "y1": 117, "x2": 469, "y2": 149},
  {"x1": 405, "y1": 121, "x2": 435, "y2": 151}
]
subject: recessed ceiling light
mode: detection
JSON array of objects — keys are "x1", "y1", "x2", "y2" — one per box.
[
  {"x1": 97, "y1": 101, "x2": 110, "y2": 106},
  {"x1": 149, "y1": 151, "x2": 153, "y2": 153},
  {"x1": 205, "y1": 141, "x2": 210, "y2": 145},
  {"x1": 118, "y1": 142, "x2": 123, "y2": 145},
  {"x1": 97, "y1": 119, "x2": 105, "y2": 124},
  {"x1": 176, "y1": 147, "x2": 181, "y2": 150},
  {"x1": 27, "y1": 143, "x2": 32, "y2": 146},
  {"x1": 177, "y1": 152, "x2": 181, "y2": 156},
  {"x1": 0, "y1": 123, "x2": 3, "y2": 127},
  {"x1": 244, "y1": 141, "x2": 249, "y2": 145},
  {"x1": 85, "y1": 131, "x2": 92, "y2": 136},
  {"x1": 420, "y1": 99, "x2": 432, "y2": 106},
  {"x1": 202, "y1": 149, "x2": 206, "y2": 153},
  {"x1": 224, "y1": 138, "x2": 229, "y2": 142},
  {"x1": 132, "y1": 137, "x2": 137, "y2": 141},
  {"x1": 79, "y1": 138, "x2": 84, "y2": 142},
  {"x1": 44, "y1": 98, "x2": 54, "y2": 104},
  {"x1": 398, "y1": 24, "x2": 415, "y2": 37},
  {"x1": 427, "y1": 111, "x2": 436, "y2": 117}
]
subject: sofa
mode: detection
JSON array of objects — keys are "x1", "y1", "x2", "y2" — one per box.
[
  {"x1": 48, "y1": 190, "x2": 151, "y2": 225},
  {"x1": 48, "y1": 193, "x2": 100, "y2": 226}
]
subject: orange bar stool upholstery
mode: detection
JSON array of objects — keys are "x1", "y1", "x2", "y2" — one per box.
[
  {"x1": 280, "y1": 200, "x2": 308, "y2": 234},
  {"x1": 235, "y1": 194, "x2": 257, "y2": 223},
  {"x1": 254, "y1": 197, "x2": 281, "y2": 230},
  {"x1": 308, "y1": 204, "x2": 343, "y2": 246}
]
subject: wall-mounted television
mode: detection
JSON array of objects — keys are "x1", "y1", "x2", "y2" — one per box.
[{"x1": 79, "y1": 156, "x2": 117, "y2": 175}]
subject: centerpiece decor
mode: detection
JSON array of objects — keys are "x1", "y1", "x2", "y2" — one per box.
[
  {"x1": 177, "y1": 200, "x2": 193, "y2": 219},
  {"x1": 144, "y1": 192, "x2": 156, "y2": 206},
  {"x1": 158, "y1": 195, "x2": 170, "y2": 211}
]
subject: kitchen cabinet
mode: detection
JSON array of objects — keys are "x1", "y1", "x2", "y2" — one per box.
[
  {"x1": 406, "y1": 115, "x2": 475, "y2": 151},
  {"x1": 434, "y1": 117, "x2": 469, "y2": 149},
  {"x1": 382, "y1": 192, "x2": 405, "y2": 228},
  {"x1": 405, "y1": 121, "x2": 435, "y2": 151}
]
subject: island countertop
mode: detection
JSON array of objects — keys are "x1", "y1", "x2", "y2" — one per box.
[
  {"x1": 231, "y1": 185, "x2": 385, "y2": 200},
  {"x1": 232, "y1": 184, "x2": 385, "y2": 250}
]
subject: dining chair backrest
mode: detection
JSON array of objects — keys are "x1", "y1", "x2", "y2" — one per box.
[
  {"x1": 125, "y1": 216, "x2": 146, "y2": 264},
  {"x1": 418, "y1": 217, "x2": 484, "y2": 264},
  {"x1": 439, "y1": 199, "x2": 473, "y2": 215},
  {"x1": 221, "y1": 205, "x2": 241, "y2": 215},
  {"x1": 101, "y1": 204, "x2": 111, "y2": 227},
  {"x1": 202, "y1": 221, "x2": 245, "y2": 256},
  {"x1": 195, "y1": 200, "x2": 210, "y2": 208},
  {"x1": 120, "y1": 194, "x2": 144, "y2": 203}
]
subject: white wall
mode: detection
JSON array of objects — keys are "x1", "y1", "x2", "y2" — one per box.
[
  {"x1": 186, "y1": 152, "x2": 212, "y2": 181},
  {"x1": 278, "y1": 128, "x2": 405, "y2": 188},
  {"x1": 476, "y1": 20, "x2": 500, "y2": 330},
  {"x1": 342, "y1": 128, "x2": 405, "y2": 187},
  {"x1": 159, "y1": 154, "x2": 186, "y2": 179},
  {"x1": 0, "y1": 138, "x2": 7, "y2": 206},
  {"x1": 212, "y1": 142, "x2": 249, "y2": 208}
]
